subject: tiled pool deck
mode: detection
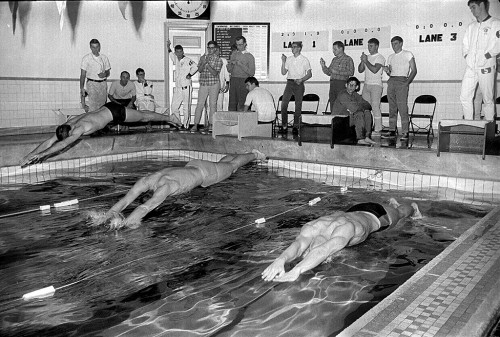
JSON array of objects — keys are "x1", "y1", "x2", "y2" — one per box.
[{"x1": 1, "y1": 129, "x2": 499, "y2": 336}]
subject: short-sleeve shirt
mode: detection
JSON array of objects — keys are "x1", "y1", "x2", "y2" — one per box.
[
  {"x1": 170, "y1": 54, "x2": 198, "y2": 87},
  {"x1": 81, "y1": 53, "x2": 111, "y2": 80},
  {"x1": 199, "y1": 55, "x2": 223, "y2": 86},
  {"x1": 364, "y1": 53, "x2": 386, "y2": 86},
  {"x1": 108, "y1": 80, "x2": 136, "y2": 99},
  {"x1": 244, "y1": 87, "x2": 276, "y2": 122},
  {"x1": 387, "y1": 50, "x2": 414, "y2": 77},
  {"x1": 285, "y1": 54, "x2": 311, "y2": 80}
]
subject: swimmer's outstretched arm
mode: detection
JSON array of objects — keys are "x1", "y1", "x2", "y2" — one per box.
[
  {"x1": 104, "y1": 178, "x2": 150, "y2": 226},
  {"x1": 261, "y1": 233, "x2": 312, "y2": 282},
  {"x1": 272, "y1": 224, "x2": 355, "y2": 283},
  {"x1": 121, "y1": 181, "x2": 180, "y2": 229},
  {"x1": 20, "y1": 135, "x2": 59, "y2": 166}
]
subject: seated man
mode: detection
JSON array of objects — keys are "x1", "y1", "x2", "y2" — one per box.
[
  {"x1": 20, "y1": 102, "x2": 181, "y2": 167},
  {"x1": 97, "y1": 150, "x2": 266, "y2": 229},
  {"x1": 108, "y1": 71, "x2": 136, "y2": 108},
  {"x1": 243, "y1": 76, "x2": 276, "y2": 124},
  {"x1": 262, "y1": 198, "x2": 421, "y2": 282},
  {"x1": 331, "y1": 76, "x2": 376, "y2": 145},
  {"x1": 134, "y1": 68, "x2": 156, "y2": 111}
]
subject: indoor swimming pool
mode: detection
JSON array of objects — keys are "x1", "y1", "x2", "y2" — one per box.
[{"x1": 0, "y1": 152, "x2": 493, "y2": 337}]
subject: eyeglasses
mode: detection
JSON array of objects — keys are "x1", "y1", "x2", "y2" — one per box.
[{"x1": 207, "y1": 46, "x2": 216, "y2": 49}]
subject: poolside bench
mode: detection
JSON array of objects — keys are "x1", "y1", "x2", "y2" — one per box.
[
  {"x1": 212, "y1": 111, "x2": 272, "y2": 140},
  {"x1": 437, "y1": 119, "x2": 495, "y2": 160},
  {"x1": 298, "y1": 115, "x2": 356, "y2": 148}
]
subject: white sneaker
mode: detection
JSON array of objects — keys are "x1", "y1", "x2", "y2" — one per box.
[{"x1": 364, "y1": 137, "x2": 377, "y2": 145}]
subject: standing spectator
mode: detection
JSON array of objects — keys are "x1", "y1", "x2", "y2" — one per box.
[
  {"x1": 382, "y1": 36, "x2": 417, "y2": 141},
  {"x1": 460, "y1": 0, "x2": 500, "y2": 120},
  {"x1": 320, "y1": 41, "x2": 354, "y2": 113},
  {"x1": 243, "y1": 76, "x2": 276, "y2": 123},
  {"x1": 134, "y1": 68, "x2": 156, "y2": 111},
  {"x1": 227, "y1": 36, "x2": 256, "y2": 111},
  {"x1": 191, "y1": 41, "x2": 223, "y2": 132},
  {"x1": 280, "y1": 41, "x2": 312, "y2": 135},
  {"x1": 331, "y1": 77, "x2": 377, "y2": 145},
  {"x1": 108, "y1": 71, "x2": 136, "y2": 108},
  {"x1": 358, "y1": 38, "x2": 385, "y2": 134},
  {"x1": 168, "y1": 40, "x2": 198, "y2": 127},
  {"x1": 216, "y1": 46, "x2": 231, "y2": 111},
  {"x1": 80, "y1": 39, "x2": 111, "y2": 112}
]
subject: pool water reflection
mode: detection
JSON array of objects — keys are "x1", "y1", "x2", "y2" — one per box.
[{"x1": 0, "y1": 159, "x2": 491, "y2": 336}]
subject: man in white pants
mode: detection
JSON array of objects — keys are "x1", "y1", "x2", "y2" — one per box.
[
  {"x1": 460, "y1": 0, "x2": 500, "y2": 120},
  {"x1": 358, "y1": 38, "x2": 385, "y2": 133},
  {"x1": 216, "y1": 46, "x2": 231, "y2": 111},
  {"x1": 168, "y1": 40, "x2": 198, "y2": 127}
]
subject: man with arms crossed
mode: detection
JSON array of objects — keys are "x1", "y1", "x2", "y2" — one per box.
[
  {"x1": 460, "y1": 0, "x2": 500, "y2": 120},
  {"x1": 108, "y1": 71, "x2": 136, "y2": 108},
  {"x1": 262, "y1": 198, "x2": 421, "y2": 282},
  {"x1": 168, "y1": 40, "x2": 198, "y2": 127},
  {"x1": 358, "y1": 38, "x2": 386, "y2": 134},
  {"x1": 243, "y1": 76, "x2": 275, "y2": 123},
  {"x1": 20, "y1": 102, "x2": 181, "y2": 167},
  {"x1": 80, "y1": 39, "x2": 111, "y2": 112},
  {"x1": 99, "y1": 150, "x2": 266, "y2": 229},
  {"x1": 382, "y1": 36, "x2": 417, "y2": 142},
  {"x1": 227, "y1": 36, "x2": 256, "y2": 111}
]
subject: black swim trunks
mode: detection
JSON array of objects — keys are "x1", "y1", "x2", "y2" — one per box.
[
  {"x1": 104, "y1": 102, "x2": 126, "y2": 124},
  {"x1": 346, "y1": 202, "x2": 391, "y2": 231}
]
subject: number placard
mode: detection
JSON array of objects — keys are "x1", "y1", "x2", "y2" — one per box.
[
  {"x1": 272, "y1": 31, "x2": 329, "y2": 52},
  {"x1": 409, "y1": 21, "x2": 464, "y2": 46},
  {"x1": 331, "y1": 26, "x2": 391, "y2": 49}
]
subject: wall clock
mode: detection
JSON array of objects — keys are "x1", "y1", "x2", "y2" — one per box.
[{"x1": 167, "y1": 1, "x2": 210, "y2": 20}]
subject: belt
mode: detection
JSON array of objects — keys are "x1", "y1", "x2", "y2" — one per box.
[
  {"x1": 87, "y1": 78, "x2": 106, "y2": 83},
  {"x1": 181, "y1": 86, "x2": 190, "y2": 89},
  {"x1": 389, "y1": 76, "x2": 407, "y2": 79}
]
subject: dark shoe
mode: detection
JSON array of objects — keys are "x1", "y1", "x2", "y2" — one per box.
[
  {"x1": 278, "y1": 127, "x2": 288, "y2": 134},
  {"x1": 292, "y1": 127, "x2": 299, "y2": 135},
  {"x1": 381, "y1": 130, "x2": 396, "y2": 139}
]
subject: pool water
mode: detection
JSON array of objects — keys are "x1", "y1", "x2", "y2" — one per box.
[{"x1": 0, "y1": 159, "x2": 492, "y2": 337}]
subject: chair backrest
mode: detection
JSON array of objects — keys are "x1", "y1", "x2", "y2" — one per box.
[
  {"x1": 414, "y1": 94, "x2": 437, "y2": 104},
  {"x1": 380, "y1": 95, "x2": 388, "y2": 103},
  {"x1": 276, "y1": 95, "x2": 295, "y2": 112},
  {"x1": 302, "y1": 93, "x2": 320, "y2": 114},
  {"x1": 495, "y1": 96, "x2": 500, "y2": 104},
  {"x1": 324, "y1": 99, "x2": 331, "y2": 114},
  {"x1": 411, "y1": 94, "x2": 437, "y2": 117}
]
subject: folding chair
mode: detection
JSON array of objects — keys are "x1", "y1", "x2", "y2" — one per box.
[
  {"x1": 301, "y1": 93, "x2": 320, "y2": 114},
  {"x1": 380, "y1": 95, "x2": 390, "y2": 130},
  {"x1": 274, "y1": 94, "x2": 295, "y2": 133},
  {"x1": 409, "y1": 94, "x2": 437, "y2": 138}
]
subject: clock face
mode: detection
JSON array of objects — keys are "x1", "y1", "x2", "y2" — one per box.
[{"x1": 167, "y1": 1, "x2": 210, "y2": 20}]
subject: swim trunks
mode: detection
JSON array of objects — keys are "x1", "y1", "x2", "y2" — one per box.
[
  {"x1": 346, "y1": 202, "x2": 392, "y2": 231},
  {"x1": 185, "y1": 159, "x2": 225, "y2": 187},
  {"x1": 104, "y1": 102, "x2": 126, "y2": 123}
]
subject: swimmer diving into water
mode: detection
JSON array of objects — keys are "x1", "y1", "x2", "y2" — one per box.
[
  {"x1": 20, "y1": 102, "x2": 182, "y2": 167},
  {"x1": 97, "y1": 150, "x2": 266, "y2": 229},
  {"x1": 262, "y1": 198, "x2": 422, "y2": 282}
]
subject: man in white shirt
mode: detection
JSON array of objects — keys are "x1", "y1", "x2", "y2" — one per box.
[
  {"x1": 358, "y1": 38, "x2": 386, "y2": 133},
  {"x1": 243, "y1": 77, "x2": 275, "y2": 123},
  {"x1": 80, "y1": 39, "x2": 111, "y2": 112},
  {"x1": 108, "y1": 71, "x2": 136, "y2": 108},
  {"x1": 382, "y1": 36, "x2": 417, "y2": 141},
  {"x1": 460, "y1": 0, "x2": 500, "y2": 120},
  {"x1": 168, "y1": 40, "x2": 198, "y2": 127},
  {"x1": 280, "y1": 41, "x2": 312, "y2": 135}
]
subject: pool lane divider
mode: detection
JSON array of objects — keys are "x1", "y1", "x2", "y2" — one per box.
[{"x1": 0, "y1": 189, "x2": 129, "y2": 219}]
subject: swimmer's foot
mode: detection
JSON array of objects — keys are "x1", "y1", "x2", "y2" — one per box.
[
  {"x1": 388, "y1": 197, "x2": 401, "y2": 208},
  {"x1": 411, "y1": 202, "x2": 423, "y2": 219},
  {"x1": 252, "y1": 149, "x2": 267, "y2": 161}
]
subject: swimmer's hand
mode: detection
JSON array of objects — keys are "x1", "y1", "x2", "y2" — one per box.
[
  {"x1": 261, "y1": 258, "x2": 286, "y2": 282},
  {"x1": 273, "y1": 269, "x2": 301, "y2": 282},
  {"x1": 20, "y1": 154, "x2": 43, "y2": 168}
]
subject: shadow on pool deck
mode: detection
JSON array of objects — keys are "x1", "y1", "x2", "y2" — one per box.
[{"x1": 1, "y1": 126, "x2": 500, "y2": 336}]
